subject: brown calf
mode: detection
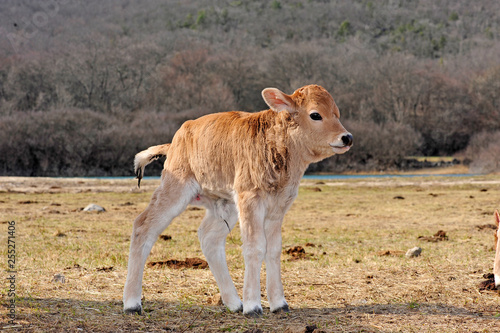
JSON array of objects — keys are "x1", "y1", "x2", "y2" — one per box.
[
  {"x1": 495, "y1": 210, "x2": 500, "y2": 288},
  {"x1": 123, "y1": 85, "x2": 353, "y2": 316}
]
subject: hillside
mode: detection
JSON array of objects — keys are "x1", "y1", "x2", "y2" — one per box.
[{"x1": 0, "y1": 0, "x2": 499, "y2": 176}]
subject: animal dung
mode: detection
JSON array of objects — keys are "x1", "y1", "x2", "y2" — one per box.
[
  {"x1": 284, "y1": 246, "x2": 313, "y2": 261},
  {"x1": 147, "y1": 258, "x2": 208, "y2": 269},
  {"x1": 96, "y1": 266, "x2": 114, "y2": 272},
  {"x1": 53, "y1": 230, "x2": 66, "y2": 237},
  {"x1": 159, "y1": 235, "x2": 172, "y2": 241},
  {"x1": 405, "y1": 247, "x2": 422, "y2": 258},
  {"x1": 418, "y1": 230, "x2": 448, "y2": 242},
  {"x1": 478, "y1": 273, "x2": 497, "y2": 291}
]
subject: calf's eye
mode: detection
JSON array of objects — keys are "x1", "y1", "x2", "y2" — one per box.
[{"x1": 309, "y1": 112, "x2": 322, "y2": 121}]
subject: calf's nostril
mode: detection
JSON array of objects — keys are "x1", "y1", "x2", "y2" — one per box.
[{"x1": 341, "y1": 133, "x2": 353, "y2": 147}]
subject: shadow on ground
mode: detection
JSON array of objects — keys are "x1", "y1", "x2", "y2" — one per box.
[{"x1": 3, "y1": 297, "x2": 499, "y2": 332}]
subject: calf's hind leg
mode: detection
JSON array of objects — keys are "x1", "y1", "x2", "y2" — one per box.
[
  {"x1": 123, "y1": 177, "x2": 198, "y2": 314},
  {"x1": 198, "y1": 200, "x2": 242, "y2": 312}
]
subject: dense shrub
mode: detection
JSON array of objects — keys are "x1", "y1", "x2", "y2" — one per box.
[
  {"x1": 0, "y1": 109, "x2": 177, "y2": 176},
  {"x1": 464, "y1": 131, "x2": 500, "y2": 174},
  {"x1": 0, "y1": 1, "x2": 499, "y2": 176}
]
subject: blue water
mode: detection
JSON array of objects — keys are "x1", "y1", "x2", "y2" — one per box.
[
  {"x1": 90, "y1": 173, "x2": 477, "y2": 181},
  {"x1": 302, "y1": 173, "x2": 477, "y2": 180}
]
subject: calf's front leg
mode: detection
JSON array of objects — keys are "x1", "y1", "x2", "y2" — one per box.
[
  {"x1": 238, "y1": 194, "x2": 266, "y2": 316},
  {"x1": 265, "y1": 217, "x2": 289, "y2": 313}
]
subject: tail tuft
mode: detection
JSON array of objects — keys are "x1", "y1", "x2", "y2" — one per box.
[{"x1": 133, "y1": 144, "x2": 171, "y2": 188}]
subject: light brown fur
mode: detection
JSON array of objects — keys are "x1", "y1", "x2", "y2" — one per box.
[
  {"x1": 494, "y1": 210, "x2": 500, "y2": 287},
  {"x1": 123, "y1": 85, "x2": 353, "y2": 316}
]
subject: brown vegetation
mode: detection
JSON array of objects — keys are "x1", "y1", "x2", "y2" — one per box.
[
  {"x1": 0, "y1": 1, "x2": 499, "y2": 175},
  {"x1": 1, "y1": 176, "x2": 500, "y2": 331}
]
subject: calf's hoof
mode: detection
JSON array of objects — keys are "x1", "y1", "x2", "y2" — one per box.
[
  {"x1": 243, "y1": 306, "x2": 263, "y2": 318},
  {"x1": 228, "y1": 303, "x2": 243, "y2": 313},
  {"x1": 124, "y1": 305, "x2": 142, "y2": 315},
  {"x1": 271, "y1": 303, "x2": 290, "y2": 313}
]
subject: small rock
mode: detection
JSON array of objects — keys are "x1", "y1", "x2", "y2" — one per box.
[
  {"x1": 83, "y1": 204, "x2": 106, "y2": 212},
  {"x1": 53, "y1": 274, "x2": 66, "y2": 283},
  {"x1": 406, "y1": 247, "x2": 422, "y2": 258}
]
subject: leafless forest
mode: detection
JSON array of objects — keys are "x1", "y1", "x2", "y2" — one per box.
[{"x1": 0, "y1": 0, "x2": 499, "y2": 176}]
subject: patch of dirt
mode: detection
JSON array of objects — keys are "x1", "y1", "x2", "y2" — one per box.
[
  {"x1": 305, "y1": 187, "x2": 322, "y2": 192},
  {"x1": 478, "y1": 273, "x2": 497, "y2": 291},
  {"x1": 393, "y1": 196, "x2": 405, "y2": 200},
  {"x1": 65, "y1": 264, "x2": 86, "y2": 270},
  {"x1": 147, "y1": 258, "x2": 208, "y2": 269},
  {"x1": 18, "y1": 200, "x2": 38, "y2": 204},
  {"x1": 418, "y1": 230, "x2": 448, "y2": 242},
  {"x1": 376, "y1": 250, "x2": 405, "y2": 256},
  {"x1": 476, "y1": 224, "x2": 497, "y2": 231}
]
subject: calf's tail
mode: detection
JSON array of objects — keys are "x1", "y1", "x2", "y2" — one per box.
[{"x1": 134, "y1": 143, "x2": 171, "y2": 187}]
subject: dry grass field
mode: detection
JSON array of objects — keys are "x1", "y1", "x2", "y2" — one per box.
[{"x1": 1, "y1": 174, "x2": 500, "y2": 332}]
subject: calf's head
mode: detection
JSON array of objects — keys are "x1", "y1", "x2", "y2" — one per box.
[{"x1": 262, "y1": 84, "x2": 352, "y2": 161}]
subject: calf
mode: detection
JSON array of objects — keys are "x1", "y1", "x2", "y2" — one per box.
[
  {"x1": 495, "y1": 210, "x2": 500, "y2": 288},
  {"x1": 123, "y1": 84, "x2": 353, "y2": 316}
]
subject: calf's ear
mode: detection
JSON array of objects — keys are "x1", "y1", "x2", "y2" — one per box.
[
  {"x1": 495, "y1": 210, "x2": 499, "y2": 227},
  {"x1": 262, "y1": 88, "x2": 295, "y2": 113}
]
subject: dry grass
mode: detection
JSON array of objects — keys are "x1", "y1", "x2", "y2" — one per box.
[{"x1": 1, "y1": 175, "x2": 500, "y2": 332}]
